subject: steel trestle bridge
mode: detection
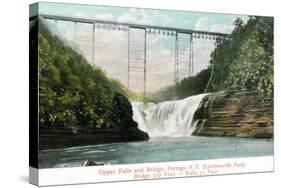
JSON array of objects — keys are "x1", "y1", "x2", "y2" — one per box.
[{"x1": 31, "y1": 14, "x2": 229, "y2": 100}]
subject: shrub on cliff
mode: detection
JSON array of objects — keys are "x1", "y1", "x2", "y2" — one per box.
[
  {"x1": 31, "y1": 18, "x2": 146, "y2": 135},
  {"x1": 206, "y1": 17, "x2": 273, "y2": 97}
]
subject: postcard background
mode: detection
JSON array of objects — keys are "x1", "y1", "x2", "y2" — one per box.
[{"x1": 0, "y1": 0, "x2": 280, "y2": 188}]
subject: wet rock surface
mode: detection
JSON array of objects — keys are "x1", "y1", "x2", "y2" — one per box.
[
  {"x1": 193, "y1": 91, "x2": 273, "y2": 138},
  {"x1": 82, "y1": 160, "x2": 109, "y2": 166}
]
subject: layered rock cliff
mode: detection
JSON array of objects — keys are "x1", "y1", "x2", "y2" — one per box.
[{"x1": 192, "y1": 91, "x2": 273, "y2": 138}]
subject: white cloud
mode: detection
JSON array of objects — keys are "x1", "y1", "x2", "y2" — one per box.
[
  {"x1": 74, "y1": 12, "x2": 88, "y2": 18},
  {"x1": 47, "y1": 7, "x2": 246, "y2": 94},
  {"x1": 117, "y1": 8, "x2": 153, "y2": 24},
  {"x1": 95, "y1": 13, "x2": 113, "y2": 20},
  {"x1": 118, "y1": 13, "x2": 136, "y2": 23},
  {"x1": 150, "y1": 35, "x2": 164, "y2": 44},
  {"x1": 161, "y1": 14, "x2": 173, "y2": 24},
  {"x1": 193, "y1": 39, "x2": 215, "y2": 74},
  {"x1": 195, "y1": 17, "x2": 210, "y2": 31},
  {"x1": 118, "y1": 8, "x2": 138, "y2": 23},
  {"x1": 210, "y1": 16, "x2": 240, "y2": 33},
  {"x1": 211, "y1": 23, "x2": 233, "y2": 33},
  {"x1": 195, "y1": 17, "x2": 235, "y2": 33},
  {"x1": 53, "y1": 11, "x2": 220, "y2": 93},
  {"x1": 80, "y1": 29, "x2": 216, "y2": 93},
  {"x1": 94, "y1": 30, "x2": 128, "y2": 84},
  {"x1": 145, "y1": 35, "x2": 175, "y2": 92}
]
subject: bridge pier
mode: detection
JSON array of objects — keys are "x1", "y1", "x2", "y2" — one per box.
[
  {"x1": 92, "y1": 23, "x2": 95, "y2": 65},
  {"x1": 144, "y1": 29, "x2": 147, "y2": 103},
  {"x1": 174, "y1": 32, "x2": 194, "y2": 98},
  {"x1": 174, "y1": 32, "x2": 179, "y2": 98},
  {"x1": 189, "y1": 34, "x2": 194, "y2": 76},
  {"x1": 127, "y1": 27, "x2": 147, "y2": 102}
]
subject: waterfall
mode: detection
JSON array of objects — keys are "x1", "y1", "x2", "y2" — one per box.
[{"x1": 131, "y1": 93, "x2": 208, "y2": 137}]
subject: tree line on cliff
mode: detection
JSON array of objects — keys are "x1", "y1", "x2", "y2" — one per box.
[
  {"x1": 206, "y1": 16, "x2": 273, "y2": 97},
  {"x1": 150, "y1": 16, "x2": 273, "y2": 101},
  {"x1": 31, "y1": 19, "x2": 144, "y2": 134}
]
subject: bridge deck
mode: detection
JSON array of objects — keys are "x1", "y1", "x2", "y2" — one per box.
[{"x1": 30, "y1": 14, "x2": 229, "y2": 37}]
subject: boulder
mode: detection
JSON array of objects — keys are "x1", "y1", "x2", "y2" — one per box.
[{"x1": 82, "y1": 160, "x2": 110, "y2": 166}]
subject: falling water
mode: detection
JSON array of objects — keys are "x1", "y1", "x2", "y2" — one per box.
[
  {"x1": 131, "y1": 93, "x2": 208, "y2": 137},
  {"x1": 40, "y1": 96, "x2": 274, "y2": 168}
]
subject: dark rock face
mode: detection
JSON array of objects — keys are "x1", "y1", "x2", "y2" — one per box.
[
  {"x1": 83, "y1": 160, "x2": 94, "y2": 166},
  {"x1": 111, "y1": 93, "x2": 140, "y2": 131},
  {"x1": 82, "y1": 160, "x2": 109, "y2": 166},
  {"x1": 39, "y1": 93, "x2": 149, "y2": 150},
  {"x1": 192, "y1": 91, "x2": 273, "y2": 138}
]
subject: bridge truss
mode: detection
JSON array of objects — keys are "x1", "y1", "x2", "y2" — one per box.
[{"x1": 31, "y1": 14, "x2": 228, "y2": 101}]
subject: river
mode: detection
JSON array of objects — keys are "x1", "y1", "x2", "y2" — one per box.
[{"x1": 39, "y1": 94, "x2": 273, "y2": 168}]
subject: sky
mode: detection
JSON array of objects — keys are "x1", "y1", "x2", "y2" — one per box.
[{"x1": 34, "y1": 2, "x2": 249, "y2": 93}]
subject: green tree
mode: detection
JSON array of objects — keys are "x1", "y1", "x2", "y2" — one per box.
[{"x1": 206, "y1": 16, "x2": 273, "y2": 97}]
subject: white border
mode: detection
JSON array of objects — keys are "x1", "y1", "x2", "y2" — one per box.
[{"x1": 32, "y1": 156, "x2": 273, "y2": 186}]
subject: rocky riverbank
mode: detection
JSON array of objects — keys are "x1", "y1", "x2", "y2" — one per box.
[
  {"x1": 39, "y1": 126, "x2": 149, "y2": 150},
  {"x1": 39, "y1": 93, "x2": 149, "y2": 150},
  {"x1": 192, "y1": 90, "x2": 273, "y2": 138}
]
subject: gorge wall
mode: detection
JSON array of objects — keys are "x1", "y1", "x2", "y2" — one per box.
[{"x1": 192, "y1": 91, "x2": 273, "y2": 138}]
